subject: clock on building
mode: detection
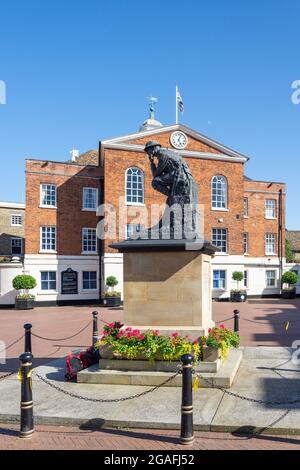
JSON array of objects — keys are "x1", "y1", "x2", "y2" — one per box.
[{"x1": 170, "y1": 131, "x2": 188, "y2": 149}]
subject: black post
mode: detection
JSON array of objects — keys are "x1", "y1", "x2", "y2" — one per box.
[
  {"x1": 92, "y1": 311, "x2": 99, "y2": 347},
  {"x1": 180, "y1": 353, "x2": 194, "y2": 445},
  {"x1": 234, "y1": 309, "x2": 240, "y2": 333},
  {"x1": 19, "y1": 352, "x2": 34, "y2": 439},
  {"x1": 24, "y1": 323, "x2": 32, "y2": 353}
]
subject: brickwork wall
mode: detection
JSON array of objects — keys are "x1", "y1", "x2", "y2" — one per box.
[
  {"x1": 25, "y1": 160, "x2": 102, "y2": 255},
  {"x1": 0, "y1": 207, "x2": 25, "y2": 255}
]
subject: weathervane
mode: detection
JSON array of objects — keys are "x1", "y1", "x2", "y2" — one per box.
[{"x1": 147, "y1": 96, "x2": 158, "y2": 120}]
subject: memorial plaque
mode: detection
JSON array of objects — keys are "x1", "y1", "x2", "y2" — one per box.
[{"x1": 61, "y1": 268, "x2": 78, "y2": 295}]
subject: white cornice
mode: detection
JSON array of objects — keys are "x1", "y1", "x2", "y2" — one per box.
[
  {"x1": 103, "y1": 142, "x2": 247, "y2": 163},
  {"x1": 101, "y1": 123, "x2": 250, "y2": 162},
  {"x1": 0, "y1": 202, "x2": 25, "y2": 209}
]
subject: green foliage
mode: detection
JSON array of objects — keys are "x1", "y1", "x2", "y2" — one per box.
[
  {"x1": 16, "y1": 294, "x2": 35, "y2": 300},
  {"x1": 106, "y1": 276, "x2": 119, "y2": 288},
  {"x1": 96, "y1": 322, "x2": 201, "y2": 364},
  {"x1": 12, "y1": 274, "x2": 37, "y2": 291},
  {"x1": 204, "y1": 326, "x2": 240, "y2": 358},
  {"x1": 104, "y1": 291, "x2": 121, "y2": 298},
  {"x1": 286, "y1": 239, "x2": 295, "y2": 263},
  {"x1": 232, "y1": 271, "x2": 244, "y2": 282},
  {"x1": 282, "y1": 271, "x2": 298, "y2": 287}
]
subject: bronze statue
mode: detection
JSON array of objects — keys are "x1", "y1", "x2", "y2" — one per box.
[{"x1": 144, "y1": 141, "x2": 199, "y2": 239}]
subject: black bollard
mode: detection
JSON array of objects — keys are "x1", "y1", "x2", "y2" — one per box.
[
  {"x1": 234, "y1": 309, "x2": 240, "y2": 333},
  {"x1": 92, "y1": 311, "x2": 99, "y2": 347},
  {"x1": 180, "y1": 354, "x2": 194, "y2": 445},
  {"x1": 19, "y1": 352, "x2": 34, "y2": 439},
  {"x1": 24, "y1": 323, "x2": 32, "y2": 353}
]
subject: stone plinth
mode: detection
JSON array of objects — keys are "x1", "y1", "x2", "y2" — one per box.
[{"x1": 110, "y1": 239, "x2": 218, "y2": 339}]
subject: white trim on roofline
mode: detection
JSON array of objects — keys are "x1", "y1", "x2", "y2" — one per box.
[
  {"x1": 101, "y1": 124, "x2": 250, "y2": 162},
  {"x1": 103, "y1": 142, "x2": 247, "y2": 163},
  {"x1": 0, "y1": 202, "x2": 25, "y2": 209}
]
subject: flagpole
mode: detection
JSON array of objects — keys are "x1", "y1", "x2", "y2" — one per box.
[{"x1": 175, "y1": 85, "x2": 178, "y2": 124}]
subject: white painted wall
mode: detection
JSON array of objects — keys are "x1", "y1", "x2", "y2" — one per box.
[
  {"x1": 0, "y1": 263, "x2": 23, "y2": 305},
  {"x1": 24, "y1": 254, "x2": 100, "y2": 302},
  {"x1": 103, "y1": 253, "x2": 124, "y2": 299}
]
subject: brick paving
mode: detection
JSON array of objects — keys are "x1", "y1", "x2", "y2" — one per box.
[
  {"x1": 1, "y1": 300, "x2": 300, "y2": 450},
  {"x1": 0, "y1": 423, "x2": 300, "y2": 450},
  {"x1": 1, "y1": 299, "x2": 300, "y2": 377}
]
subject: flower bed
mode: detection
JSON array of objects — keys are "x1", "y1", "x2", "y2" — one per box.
[{"x1": 95, "y1": 322, "x2": 240, "y2": 364}]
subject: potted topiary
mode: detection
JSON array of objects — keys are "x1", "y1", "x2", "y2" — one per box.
[
  {"x1": 230, "y1": 271, "x2": 247, "y2": 302},
  {"x1": 281, "y1": 271, "x2": 298, "y2": 299},
  {"x1": 102, "y1": 276, "x2": 121, "y2": 307},
  {"x1": 12, "y1": 274, "x2": 37, "y2": 310}
]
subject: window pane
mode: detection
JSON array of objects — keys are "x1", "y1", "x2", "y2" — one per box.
[
  {"x1": 212, "y1": 176, "x2": 227, "y2": 209},
  {"x1": 212, "y1": 229, "x2": 228, "y2": 253},
  {"x1": 41, "y1": 184, "x2": 56, "y2": 206},
  {"x1": 126, "y1": 168, "x2": 144, "y2": 204}
]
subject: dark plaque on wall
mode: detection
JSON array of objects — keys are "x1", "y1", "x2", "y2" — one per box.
[{"x1": 61, "y1": 268, "x2": 78, "y2": 295}]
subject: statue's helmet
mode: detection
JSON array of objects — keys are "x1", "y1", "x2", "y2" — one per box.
[{"x1": 144, "y1": 141, "x2": 161, "y2": 152}]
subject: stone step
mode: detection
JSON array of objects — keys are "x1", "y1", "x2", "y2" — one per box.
[{"x1": 78, "y1": 349, "x2": 243, "y2": 389}]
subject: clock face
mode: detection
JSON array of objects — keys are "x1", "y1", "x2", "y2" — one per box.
[{"x1": 170, "y1": 131, "x2": 188, "y2": 149}]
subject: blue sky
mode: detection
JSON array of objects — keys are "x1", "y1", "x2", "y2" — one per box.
[{"x1": 0, "y1": 0, "x2": 299, "y2": 228}]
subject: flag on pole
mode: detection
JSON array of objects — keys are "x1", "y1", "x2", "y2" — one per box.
[{"x1": 176, "y1": 87, "x2": 184, "y2": 113}]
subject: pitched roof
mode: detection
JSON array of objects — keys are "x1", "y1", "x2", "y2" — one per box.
[
  {"x1": 286, "y1": 231, "x2": 300, "y2": 252},
  {"x1": 75, "y1": 150, "x2": 99, "y2": 166},
  {"x1": 102, "y1": 123, "x2": 249, "y2": 162}
]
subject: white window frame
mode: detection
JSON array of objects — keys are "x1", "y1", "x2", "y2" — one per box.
[
  {"x1": 212, "y1": 228, "x2": 228, "y2": 254},
  {"x1": 11, "y1": 237, "x2": 23, "y2": 255},
  {"x1": 125, "y1": 167, "x2": 145, "y2": 206},
  {"x1": 212, "y1": 175, "x2": 228, "y2": 210},
  {"x1": 40, "y1": 226, "x2": 56, "y2": 252},
  {"x1": 213, "y1": 270, "x2": 227, "y2": 290},
  {"x1": 265, "y1": 233, "x2": 277, "y2": 255},
  {"x1": 82, "y1": 271, "x2": 98, "y2": 291},
  {"x1": 11, "y1": 214, "x2": 22, "y2": 226},
  {"x1": 125, "y1": 223, "x2": 145, "y2": 240},
  {"x1": 82, "y1": 228, "x2": 97, "y2": 254},
  {"x1": 265, "y1": 199, "x2": 277, "y2": 219},
  {"x1": 82, "y1": 187, "x2": 98, "y2": 211},
  {"x1": 40, "y1": 271, "x2": 57, "y2": 292},
  {"x1": 243, "y1": 232, "x2": 249, "y2": 255},
  {"x1": 40, "y1": 184, "x2": 57, "y2": 208},
  {"x1": 266, "y1": 270, "x2": 277, "y2": 288},
  {"x1": 243, "y1": 197, "x2": 249, "y2": 217}
]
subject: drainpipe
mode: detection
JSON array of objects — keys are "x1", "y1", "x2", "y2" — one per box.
[
  {"x1": 278, "y1": 189, "x2": 283, "y2": 294},
  {"x1": 98, "y1": 141, "x2": 104, "y2": 302}
]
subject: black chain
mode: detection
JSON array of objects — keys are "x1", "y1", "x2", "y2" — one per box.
[
  {"x1": 196, "y1": 372, "x2": 300, "y2": 406},
  {"x1": 0, "y1": 371, "x2": 16, "y2": 381},
  {"x1": 31, "y1": 320, "x2": 92, "y2": 342},
  {"x1": 34, "y1": 370, "x2": 180, "y2": 403},
  {"x1": 215, "y1": 317, "x2": 234, "y2": 324},
  {"x1": 0, "y1": 335, "x2": 24, "y2": 354}
]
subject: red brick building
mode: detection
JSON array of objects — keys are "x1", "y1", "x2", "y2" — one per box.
[{"x1": 23, "y1": 118, "x2": 286, "y2": 304}]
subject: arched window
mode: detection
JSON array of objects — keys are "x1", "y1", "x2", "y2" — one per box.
[
  {"x1": 212, "y1": 175, "x2": 228, "y2": 209},
  {"x1": 126, "y1": 167, "x2": 144, "y2": 204}
]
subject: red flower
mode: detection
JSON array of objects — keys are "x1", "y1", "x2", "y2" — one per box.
[
  {"x1": 171, "y1": 332, "x2": 179, "y2": 338},
  {"x1": 108, "y1": 322, "x2": 114, "y2": 328},
  {"x1": 208, "y1": 328, "x2": 212, "y2": 333},
  {"x1": 138, "y1": 334, "x2": 145, "y2": 341},
  {"x1": 220, "y1": 324, "x2": 225, "y2": 329},
  {"x1": 192, "y1": 340, "x2": 198, "y2": 345}
]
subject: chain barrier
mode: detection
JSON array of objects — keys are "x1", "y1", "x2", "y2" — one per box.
[
  {"x1": 34, "y1": 370, "x2": 180, "y2": 403},
  {"x1": 0, "y1": 371, "x2": 16, "y2": 381},
  {"x1": 0, "y1": 335, "x2": 24, "y2": 354},
  {"x1": 31, "y1": 320, "x2": 92, "y2": 342},
  {"x1": 195, "y1": 371, "x2": 300, "y2": 406},
  {"x1": 215, "y1": 317, "x2": 234, "y2": 324}
]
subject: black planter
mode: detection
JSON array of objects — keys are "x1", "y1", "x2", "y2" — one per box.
[
  {"x1": 102, "y1": 296, "x2": 121, "y2": 307},
  {"x1": 230, "y1": 291, "x2": 247, "y2": 302},
  {"x1": 281, "y1": 289, "x2": 296, "y2": 299},
  {"x1": 15, "y1": 298, "x2": 35, "y2": 310}
]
